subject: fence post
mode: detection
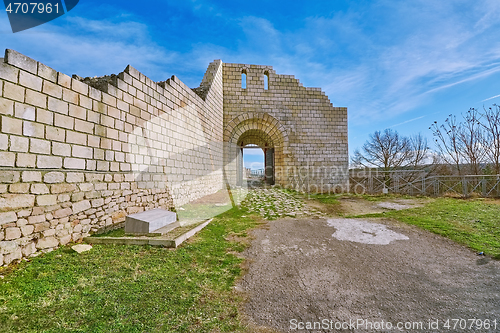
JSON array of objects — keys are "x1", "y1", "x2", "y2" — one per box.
[
  {"x1": 482, "y1": 178, "x2": 486, "y2": 197},
  {"x1": 462, "y1": 178, "x2": 468, "y2": 198}
]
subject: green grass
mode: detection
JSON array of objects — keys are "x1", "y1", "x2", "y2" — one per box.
[
  {"x1": 0, "y1": 208, "x2": 260, "y2": 333},
  {"x1": 306, "y1": 193, "x2": 341, "y2": 205},
  {"x1": 360, "y1": 198, "x2": 500, "y2": 259}
]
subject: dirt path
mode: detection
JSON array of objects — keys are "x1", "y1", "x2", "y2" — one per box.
[{"x1": 238, "y1": 198, "x2": 500, "y2": 332}]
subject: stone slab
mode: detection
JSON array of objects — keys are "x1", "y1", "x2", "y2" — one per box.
[
  {"x1": 124, "y1": 208, "x2": 177, "y2": 234},
  {"x1": 83, "y1": 218, "x2": 212, "y2": 248}
]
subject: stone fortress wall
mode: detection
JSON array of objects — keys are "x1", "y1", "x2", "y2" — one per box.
[
  {"x1": 0, "y1": 50, "x2": 224, "y2": 266},
  {"x1": 0, "y1": 49, "x2": 348, "y2": 266}
]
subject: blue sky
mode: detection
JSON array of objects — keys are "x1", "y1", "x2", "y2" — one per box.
[{"x1": 2, "y1": 0, "x2": 500, "y2": 169}]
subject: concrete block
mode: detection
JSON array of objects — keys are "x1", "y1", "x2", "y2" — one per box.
[
  {"x1": 54, "y1": 113, "x2": 74, "y2": 129},
  {"x1": 46, "y1": 126, "x2": 66, "y2": 142},
  {"x1": 71, "y1": 78, "x2": 88, "y2": 95},
  {"x1": 48, "y1": 97, "x2": 68, "y2": 114},
  {"x1": 125, "y1": 208, "x2": 177, "y2": 234}
]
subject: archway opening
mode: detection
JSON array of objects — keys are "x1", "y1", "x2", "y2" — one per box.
[
  {"x1": 243, "y1": 144, "x2": 265, "y2": 187},
  {"x1": 237, "y1": 130, "x2": 275, "y2": 187}
]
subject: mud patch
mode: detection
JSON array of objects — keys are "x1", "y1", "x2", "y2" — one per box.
[{"x1": 327, "y1": 218, "x2": 409, "y2": 244}]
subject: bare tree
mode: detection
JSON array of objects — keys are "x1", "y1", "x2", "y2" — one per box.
[
  {"x1": 430, "y1": 114, "x2": 464, "y2": 174},
  {"x1": 480, "y1": 104, "x2": 500, "y2": 174},
  {"x1": 352, "y1": 129, "x2": 412, "y2": 170},
  {"x1": 431, "y1": 109, "x2": 487, "y2": 175}
]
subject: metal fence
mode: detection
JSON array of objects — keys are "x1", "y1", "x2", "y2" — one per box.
[{"x1": 349, "y1": 171, "x2": 500, "y2": 198}]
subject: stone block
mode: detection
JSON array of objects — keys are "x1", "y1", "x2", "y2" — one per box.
[
  {"x1": 30, "y1": 138, "x2": 51, "y2": 154},
  {"x1": 5, "y1": 49, "x2": 37, "y2": 74},
  {"x1": 42, "y1": 80, "x2": 62, "y2": 98},
  {"x1": 52, "y1": 142, "x2": 70, "y2": 156},
  {"x1": 5, "y1": 227, "x2": 21, "y2": 240},
  {"x1": 22, "y1": 242, "x2": 36, "y2": 256},
  {"x1": 51, "y1": 184, "x2": 77, "y2": 194},
  {"x1": 59, "y1": 234, "x2": 72, "y2": 245},
  {"x1": 19, "y1": 71, "x2": 42, "y2": 91},
  {"x1": 9, "y1": 135, "x2": 28, "y2": 152},
  {"x1": 54, "y1": 113, "x2": 74, "y2": 129},
  {"x1": 64, "y1": 157, "x2": 85, "y2": 169},
  {"x1": 38, "y1": 63, "x2": 57, "y2": 82},
  {"x1": 72, "y1": 200, "x2": 91, "y2": 214},
  {"x1": 14, "y1": 102, "x2": 35, "y2": 120},
  {"x1": 0, "y1": 171, "x2": 20, "y2": 183},
  {"x1": 46, "y1": 126, "x2": 66, "y2": 142},
  {"x1": 0, "y1": 152, "x2": 15, "y2": 167},
  {"x1": 72, "y1": 145, "x2": 93, "y2": 159},
  {"x1": 66, "y1": 172, "x2": 84, "y2": 183},
  {"x1": 37, "y1": 155, "x2": 62, "y2": 169},
  {"x1": 16, "y1": 153, "x2": 36, "y2": 167},
  {"x1": 71, "y1": 79, "x2": 88, "y2": 95},
  {"x1": 36, "y1": 109, "x2": 53, "y2": 125},
  {"x1": 36, "y1": 236, "x2": 59, "y2": 249},
  {"x1": 0, "y1": 240, "x2": 18, "y2": 254},
  {"x1": 0, "y1": 97, "x2": 14, "y2": 116},
  {"x1": 0, "y1": 211, "x2": 17, "y2": 226},
  {"x1": 36, "y1": 195, "x2": 58, "y2": 206},
  {"x1": 23, "y1": 121, "x2": 45, "y2": 138},
  {"x1": 21, "y1": 225, "x2": 34, "y2": 236},
  {"x1": 25, "y1": 89, "x2": 47, "y2": 108},
  {"x1": 0, "y1": 133, "x2": 7, "y2": 150},
  {"x1": 2, "y1": 115, "x2": 23, "y2": 134},
  {"x1": 48, "y1": 97, "x2": 68, "y2": 114},
  {"x1": 4, "y1": 248, "x2": 22, "y2": 265},
  {"x1": 53, "y1": 207, "x2": 72, "y2": 218},
  {"x1": 125, "y1": 208, "x2": 177, "y2": 234},
  {"x1": 9, "y1": 183, "x2": 30, "y2": 193},
  {"x1": 58, "y1": 73, "x2": 71, "y2": 88},
  {"x1": 3, "y1": 82, "x2": 24, "y2": 102},
  {"x1": 0, "y1": 62, "x2": 19, "y2": 83}
]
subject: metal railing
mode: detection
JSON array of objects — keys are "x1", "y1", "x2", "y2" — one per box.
[{"x1": 349, "y1": 171, "x2": 500, "y2": 198}]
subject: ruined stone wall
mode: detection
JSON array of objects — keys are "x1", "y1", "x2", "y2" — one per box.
[
  {"x1": 0, "y1": 49, "x2": 224, "y2": 265},
  {"x1": 222, "y1": 63, "x2": 348, "y2": 192}
]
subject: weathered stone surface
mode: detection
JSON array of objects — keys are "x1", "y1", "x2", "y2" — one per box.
[
  {"x1": 0, "y1": 241, "x2": 18, "y2": 254},
  {"x1": 36, "y1": 237, "x2": 59, "y2": 249},
  {"x1": 0, "y1": 171, "x2": 20, "y2": 183},
  {"x1": 36, "y1": 195, "x2": 58, "y2": 206},
  {"x1": 44, "y1": 172, "x2": 65, "y2": 183},
  {"x1": 72, "y1": 244, "x2": 92, "y2": 253},
  {"x1": 5, "y1": 227, "x2": 21, "y2": 240},
  {"x1": 0, "y1": 194, "x2": 35, "y2": 211},
  {"x1": 22, "y1": 242, "x2": 36, "y2": 256},
  {"x1": 0, "y1": 211, "x2": 17, "y2": 226},
  {"x1": 53, "y1": 208, "x2": 72, "y2": 218},
  {"x1": 21, "y1": 225, "x2": 34, "y2": 236},
  {"x1": 4, "y1": 248, "x2": 22, "y2": 265},
  {"x1": 72, "y1": 200, "x2": 91, "y2": 214}
]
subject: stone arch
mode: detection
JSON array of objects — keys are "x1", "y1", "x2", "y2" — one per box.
[{"x1": 224, "y1": 112, "x2": 289, "y2": 186}]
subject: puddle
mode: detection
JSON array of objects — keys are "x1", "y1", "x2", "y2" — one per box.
[{"x1": 327, "y1": 218, "x2": 409, "y2": 245}]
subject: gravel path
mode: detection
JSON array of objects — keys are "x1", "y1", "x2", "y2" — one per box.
[{"x1": 238, "y1": 191, "x2": 500, "y2": 333}]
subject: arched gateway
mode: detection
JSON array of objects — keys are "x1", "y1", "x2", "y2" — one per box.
[{"x1": 222, "y1": 63, "x2": 348, "y2": 193}]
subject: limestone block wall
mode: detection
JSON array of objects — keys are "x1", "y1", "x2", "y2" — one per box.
[
  {"x1": 0, "y1": 49, "x2": 224, "y2": 265},
  {"x1": 222, "y1": 63, "x2": 348, "y2": 192}
]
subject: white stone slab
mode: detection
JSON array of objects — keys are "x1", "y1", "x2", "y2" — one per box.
[{"x1": 125, "y1": 209, "x2": 177, "y2": 234}]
